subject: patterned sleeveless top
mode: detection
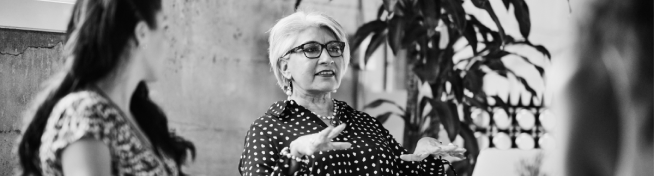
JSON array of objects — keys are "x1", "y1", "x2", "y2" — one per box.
[{"x1": 38, "y1": 90, "x2": 180, "y2": 176}]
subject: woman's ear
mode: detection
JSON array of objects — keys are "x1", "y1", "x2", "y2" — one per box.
[
  {"x1": 133, "y1": 21, "x2": 149, "y2": 46},
  {"x1": 279, "y1": 59, "x2": 292, "y2": 79}
]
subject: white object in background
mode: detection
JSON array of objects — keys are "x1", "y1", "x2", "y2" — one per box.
[
  {"x1": 516, "y1": 133, "x2": 535, "y2": 150},
  {"x1": 493, "y1": 108, "x2": 511, "y2": 130},
  {"x1": 516, "y1": 109, "x2": 535, "y2": 130},
  {"x1": 539, "y1": 109, "x2": 555, "y2": 132},
  {"x1": 472, "y1": 108, "x2": 490, "y2": 128},
  {"x1": 0, "y1": 0, "x2": 74, "y2": 32},
  {"x1": 492, "y1": 133, "x2": 512, "y2": 150}
]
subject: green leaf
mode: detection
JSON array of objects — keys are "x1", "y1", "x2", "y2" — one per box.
[
  {"x1": 464, "y1": 62, "x2": 484, "y2": 93},
  {"x1": 462, "y1": 105, "x2": 474, "y2": 125},
  {"x1": 419, "y1": 96, "x2": 432, "y2": 119},
  {"x1": 463, "y1": 19, "x2": 478, "y2": 55},
  {"x1": 449, "y1": 70, "x2": 465, "y2": 102},
  {"x1": 533, "y1": 44, "x2": 551, "y2": 59},
  {"x1": 482, "y1": 2, "x2": 506, "y2": 45},
  {"x1": 351, "y1": 20, "x2": 387, "y2": 51},
  {"x1": 387, "y1": 17, "x2": 405, "y2": 55},
  {"x1": 421, "y1": 0, "x2": 441, "y2": 38},
  {"x1": 442, "y1": 0, "x2": 467, "y2": 34},
  {"x1": 515, "y1": 76, "x2": 538, "y2": 97},
  {"x1": 471, "y1": 0, "x2": 488, "y2": 8},
  {"x1": 413, "y1": 40, "x2": 442, "y2": 83},
  {"x1": 376, "y1": 112, "x2": 394, "y2": 124},
  {"x1": 364, "y1": 31, "x2": 388, "y2": 65},
  {"x1": 512, "y1": 0, "x2": 531, "y2": 39},
  {"x1": 451, "y1": 123, "x2": 481, "y2": 176},
  {"x1": 502, "y1": 0, "x2": 511, "y2": 10},
  {"x1": 377, "y1": 5, "x2": 385, "y2": 20},
  {"x1": 491, "y1": 95, "x2": 511, "y2": 113},
  {"x1": 294, "y1": 0, "x2": 302, "y2": 11},
  {"x1": 511, "y1": 53, "x2": 545, "y2": 77},
  {"x1": 484, "y1": 57, "x2": 507, "y2": 71},
  {"x1": 383, "y1": 0, "x2": 399, "y2": 13},
  {"x1": 364, "y1": 99, "x2": 406, "y2": 112},
  {"x1": 402, "y1": 18, "x2": 427, "y2": 47},
  {"x1": 429, "y1": 100, "x2": 460, "y2": 142}
]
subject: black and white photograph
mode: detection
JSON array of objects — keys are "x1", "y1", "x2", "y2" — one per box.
[{"x1": 0, "y1": 0, "x2": 651, "y2": 175}]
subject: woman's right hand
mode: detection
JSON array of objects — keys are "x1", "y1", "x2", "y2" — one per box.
[{"x1": 289, "y1": 124, "x2": 352, "y2": 157}]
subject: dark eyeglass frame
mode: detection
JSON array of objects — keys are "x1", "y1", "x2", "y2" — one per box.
[{"x1": 281, "y1": 41, "x2": 346, "y2": 59}]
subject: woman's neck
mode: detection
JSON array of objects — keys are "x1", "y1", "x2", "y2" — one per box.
[
  {"x1": 289, "y1": 88, "x2": 333, "y2": 115},
  {"x1": 95, "y1": 64, "x2": 140, "y2": 114}
]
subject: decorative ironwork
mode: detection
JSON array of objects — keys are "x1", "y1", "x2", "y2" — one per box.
[{"x1": 471, "y1": 95, "x2": 553, "y2": 150}]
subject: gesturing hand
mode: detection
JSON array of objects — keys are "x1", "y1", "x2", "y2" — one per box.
[
  {"x1": 399, "y1": 137, "x2": 466, "y2": 162},
  {"x1": 289, "y1": 124, "x2": 352, "y2": 157}
]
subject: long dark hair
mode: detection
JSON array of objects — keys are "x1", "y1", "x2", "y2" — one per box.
[{"x1": 16, "y1": 0, "x2": 195, "y2": 175}]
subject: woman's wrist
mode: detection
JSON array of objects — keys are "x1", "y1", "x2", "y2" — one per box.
[
  {"x1": 289, "y1": 141, "x2": 304, "y2": 157},
  {"x1": 281, "y1": 147, "x2": 309, "y2": 164}
]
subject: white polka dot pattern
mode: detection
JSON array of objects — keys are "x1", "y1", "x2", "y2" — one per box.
[{"x1": 238, "y1": 100, "x2": 445, "y2": 176}]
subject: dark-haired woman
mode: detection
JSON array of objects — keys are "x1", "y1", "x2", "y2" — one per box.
[{"x1": 15, "y1": 0, "x2": 194, "y2": 176}]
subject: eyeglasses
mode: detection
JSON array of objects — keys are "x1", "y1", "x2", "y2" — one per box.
[{"x1": 282, "y1": 41, "x2": 345, "y2": 59}]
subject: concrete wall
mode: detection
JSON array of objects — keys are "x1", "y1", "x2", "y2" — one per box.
[
  {"x1": 0, "y1": 28, "x2": 66, "y2": 174},
  {"x1": 0, "y1": 0, "x2": 363, "y2": 175}
]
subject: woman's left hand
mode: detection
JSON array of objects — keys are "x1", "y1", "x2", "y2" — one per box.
[{"x1": 399, "y1": 137, "x2": 466, "y2": 162}]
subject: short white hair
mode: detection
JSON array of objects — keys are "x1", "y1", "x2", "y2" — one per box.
[{"x1": 268, "y1": 11, "x2": 351, "y2": 91}]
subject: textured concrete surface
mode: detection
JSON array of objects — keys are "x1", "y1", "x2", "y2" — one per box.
[
  {"x1": 0, "y1": 0, "x2": 362, "y2": 175},
  {"x1": 0, "y1": 28, "x2": 66, "y2": 175}
]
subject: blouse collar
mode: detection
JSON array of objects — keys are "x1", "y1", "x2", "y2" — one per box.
[{"x1": 265, "y1": 99, "x2": 350, "y2": 120}]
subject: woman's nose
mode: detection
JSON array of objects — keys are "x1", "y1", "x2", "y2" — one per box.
[{"x1": 317, "y1": 48, "x2": 334, "y2": 65}]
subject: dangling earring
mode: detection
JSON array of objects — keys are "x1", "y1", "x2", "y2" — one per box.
[
  {"x1": 332, "y1": 89, "x2": 337, "y2": 93},
  {"x1": 284, "y1": 79, "x2": 293, "y2": 97}
]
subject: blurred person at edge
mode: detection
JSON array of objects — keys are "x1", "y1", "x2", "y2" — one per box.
[
  {"x1": 15, "y1": 0, "x2": 195, "y2": 175},
  {"x1": 238, "y1": 11, "x2": 466, "y2": 176},
  {"x1": 553, "y1": 0, "x2": 652, "y2": 175}
]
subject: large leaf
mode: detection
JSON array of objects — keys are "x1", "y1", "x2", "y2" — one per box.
[
  {"x1": 482, "y1": 2, "x2": 506, "y2": 45},
  {"x1": 502, "y1": 0, "x2": 511, "y2": 10},
  {"x1": 364, "y1": 31, "x2": 388, "y2": 65},
  {"x1": 463, "y1": 19, "x2": 478, "y2": 55},
  {"x1": 377, "y1": 5, "x2": 385, "y2": 20},
  {"x1": 507, "y1": 40, "x2": 552, "y2": 59},
  {"x1": 463, "y1": 62, "x2": 484, "y2": 93},
  {"x1": 532, "y1": 44, "x2": 551, "y2": 59},
  {"x1": 364, "y1": 99, "x2": 405, "y2": 112},
  {"x1": 449, "y1": 122, "x2": 481, "y2": 176},
  {"x1": 351, "y1": 20, "x2": 387, "y2": 51},
  {"x1": 515, "y1": 76, "x2": 538, "y2": 98},
  {"x1": 449, "y1": 70, "x2": 465, "y2": 102},
  {"x1": 421, "y1": 0, "x2": 441, "y2": 37},
  {"x1": 383, "y1": 0, "x2": 399, "y2": 13},
  {"x1": 512, "y1": 0, "x2": 531, "y2": 39},
  {"x1": 402, "y1": 18, "x2": 427, "y2": 47},
  {"x1": 375, "y1": 111, "x2": 394, "y2": 124},
  {"x1": 429, "y1": 100, "x2": 460, "y2": 141},
  {"x1": 510, "y1": 53, "x2": 545, "y2": 76},
  {"x1": 419, "y1": 96, "x2": 432, "y2": 120},
  {"x1": 442, "y1": 0, "x2": 467, "y2": 34},
  {"x1": 413, "y1": 39, "x2": 442, "y2": 83},
  {"x1": 471, "y1": 0, "x2": 489, "y2": 8},
  {"x1": 387, "y1": 17, "x2": 405, "y2": 55},
  {"x1": 294, "y1": 0, "x2": 302, "y2": 11}
]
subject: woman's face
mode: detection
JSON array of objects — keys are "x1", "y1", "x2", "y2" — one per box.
[
  {"x1": 282, "y1": 26, "x2": 344, "y2": 95},
  {"x1": 139, "y1": 11, "x2": 168, "y2": 82}
]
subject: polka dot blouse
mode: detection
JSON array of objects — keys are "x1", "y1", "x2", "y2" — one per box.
[{"x1": 239, "y1": 99, "x2": 446, "y2": 176}]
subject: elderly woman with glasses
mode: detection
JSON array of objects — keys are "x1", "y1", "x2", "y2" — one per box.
[{"x1": 238, "y1": 11, "x2": 466, "y2": 176}]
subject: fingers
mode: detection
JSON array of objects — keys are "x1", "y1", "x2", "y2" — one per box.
[
  {"x1": 317, "y1": 126, "x2": 334, "y2": 139},
  {"x1": 329, "y1": 142, "x2": 352, "y2": 150},
  {"x1": 400, "y1": 153, "x2": 430, "y2": 161},
  {"x1": 326, "y1": 124, "x2": 346, "y2": 139}
]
